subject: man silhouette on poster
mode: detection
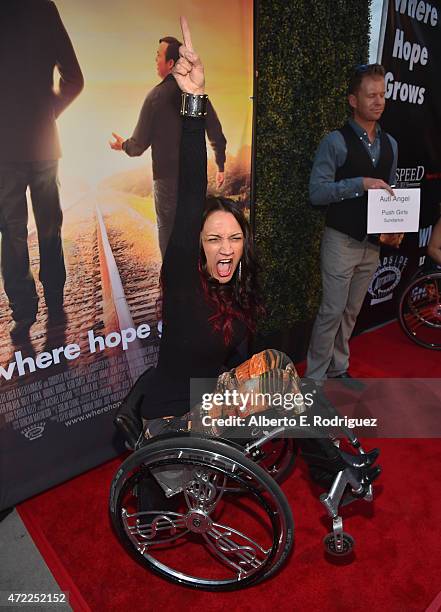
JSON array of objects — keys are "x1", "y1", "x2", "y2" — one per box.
[
  {"x1": 0, "y1": 0, "x2": 84, "y2": 341},
  {"x1": 110, "y1": 36, "x2": 226, "y2": 258}
]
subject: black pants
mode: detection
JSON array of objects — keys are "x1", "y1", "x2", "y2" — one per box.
[
  {"x1": 153, "y1": 177, "x2": 178, "y2": 259},
  {"x1": 0, "y1": 160, "x2": 66, "y2": 321}
]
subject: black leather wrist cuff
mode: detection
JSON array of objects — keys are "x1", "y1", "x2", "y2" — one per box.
[{"x1": 180, "y1": 92, "x2": 208, "y2": 117}]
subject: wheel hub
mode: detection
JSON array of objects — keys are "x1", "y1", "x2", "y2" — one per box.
[{"x1": 185, "y1": 510, "x2": 213, "y2": 534}]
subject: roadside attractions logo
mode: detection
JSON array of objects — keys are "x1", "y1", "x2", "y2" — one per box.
[
  {"x1": 368, "y1": 254, "x2": 409, "y2": 305},
  {"x1": 21, "y1": 422, "x2": 46, "y2": 441}
]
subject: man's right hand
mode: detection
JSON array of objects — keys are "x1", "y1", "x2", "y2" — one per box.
[
  {"x1": 363, "y1": 177, "x2": 395, "y2": 196},
  {"x1": 109, "y1": 132, "x2": 125, "y2": 151}
]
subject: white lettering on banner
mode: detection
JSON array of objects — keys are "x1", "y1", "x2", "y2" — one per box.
[
  {"x1": 88, "y1": 324, "x2": 151, "y2": 353},
  {"x1": 396, "y1": 166, "x2": 425, "y2": 183},
  {"x1": 369, "y1": 255, "x2": 409, "y2": 305},
  {"x1": 392, "y1": 29, "x2": 428, "y2": 71},
  {"x1": 419, "y1": 225, "x2": 432, "y2": 247},
  {"x1": 0, "y1": 345, "x2": 81, "y2": 380},
  {"x1": 388, "y1": 1, "x2": 438, "y2": 112},
  {"x1": 385, "y1": 71, "x2": 425, "y2": 104},
  {"x1": 394, "y1": 0, "x2": 438, "y2": 26},
  {"x1": 0, "y1": 322, "x2": 158, "y2": 381}
]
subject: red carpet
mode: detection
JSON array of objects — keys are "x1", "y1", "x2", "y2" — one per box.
[{"x1": 18, "y1": 322, "x2": 441, "y2": 612}]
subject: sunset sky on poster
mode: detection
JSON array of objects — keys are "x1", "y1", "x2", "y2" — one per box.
[{"x1": 55, "y1": 0, "x2": 253, "y2": 188}]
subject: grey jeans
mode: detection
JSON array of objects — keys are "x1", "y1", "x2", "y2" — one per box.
[{"x1": 306, "y1": 227, "x2": 380, "y2": 380}]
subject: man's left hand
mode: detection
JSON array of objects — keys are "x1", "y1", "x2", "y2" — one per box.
[{"x1": 379, "y1": 233, "x2": 404, "y2": 248}]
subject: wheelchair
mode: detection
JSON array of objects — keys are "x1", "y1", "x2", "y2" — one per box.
[
  {"x1": 109, "y1": 381, "x2": 381, "y2": 590},
  {"x1": 398, "y1": 260, "x2": 441, "y2": 350}
]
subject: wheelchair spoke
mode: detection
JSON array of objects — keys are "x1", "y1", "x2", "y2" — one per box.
[
  {"x1": 203, "y1": 522, "x2": 271, "y2": 577},
  {"x1": 122, "y1": 509, "x2": 189, "y2": 548},
  {"x1": 184, "y1": 468, "x2": 227, "y2": 513},
  {"x1": 111, "y1": 440, "x2": 294, "y2": 588},
  {"x1": 406, "y1": 279, "x2": 441, "y2": 328},
  {"x1": 408, "y1": 301, "x2": 441, "y2": 327}
]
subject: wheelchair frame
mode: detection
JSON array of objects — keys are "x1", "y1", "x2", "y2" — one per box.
[
  {"x1": 398, "y1": 268, "x2": 441, "y2": 350},
  {"x1": 109, "y1": 407, "x2": 379, "y2": 590}
]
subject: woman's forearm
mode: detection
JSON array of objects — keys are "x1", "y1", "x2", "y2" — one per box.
[
  {"x1": 160, "y1": 114, "x2": 207, "y2": 288},
  {"x1": 171, "y1": 116, "x2": 207, "y2": 249}
]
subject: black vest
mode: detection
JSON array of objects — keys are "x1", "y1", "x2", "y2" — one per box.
[{"x1": 325, "y1": 123, "x2": 394, "y2": 241}]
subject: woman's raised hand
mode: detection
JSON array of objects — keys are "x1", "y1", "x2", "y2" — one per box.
[{"x1": 172, "y1": 17, "x2": 205, "y2": 95}]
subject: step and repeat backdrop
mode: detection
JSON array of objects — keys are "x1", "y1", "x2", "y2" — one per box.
[
  {"x1": 357, "y1": 0, "x2": 441, "y2": 329},
  {"x1": 0, "y1": 0, "x2": 253, "y2": 510},
  {"x1": 2, "y1": 0, "x2": 440, "y2": 510}
]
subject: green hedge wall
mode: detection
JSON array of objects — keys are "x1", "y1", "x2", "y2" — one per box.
[{"x1": 255, "y1": 0, "x2": 371, "y2": 333}]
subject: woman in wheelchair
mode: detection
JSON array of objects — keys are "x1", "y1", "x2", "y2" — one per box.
[{"x1": 110, "y1": 17, "x2": 381, "y2": 588}]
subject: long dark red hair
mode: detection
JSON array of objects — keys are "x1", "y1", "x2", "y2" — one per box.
[{"x1": 199, "y1": 197, "x2": 263, "y2": 345}]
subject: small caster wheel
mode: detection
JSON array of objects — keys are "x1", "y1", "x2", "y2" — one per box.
[{"x1": 323, "y1": 531, "x2": 355, "y2": 556}]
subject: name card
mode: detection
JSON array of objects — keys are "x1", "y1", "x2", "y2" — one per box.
[{"x1": 367, "y1": 188, "x2": 420, "y2": 233}]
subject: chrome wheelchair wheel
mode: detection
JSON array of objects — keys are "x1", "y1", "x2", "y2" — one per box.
[
  {"x1": 398, "y1": 271, "x2": 441, "y2": 350},
  {"x1": 221, "y1": 436, "x2": 296, "y2": 494},
  {"x1": 109, "y1": 436, "x2": 294, "y2": 590}
]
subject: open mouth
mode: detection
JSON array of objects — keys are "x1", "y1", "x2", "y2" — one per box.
[{"x1": 216, "y1": 258, "x2": 233, "y2": 278}]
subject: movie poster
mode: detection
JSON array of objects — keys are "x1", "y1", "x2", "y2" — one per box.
[{"x1": 0, "y1": 0, "x2": 253, "y2": 510}]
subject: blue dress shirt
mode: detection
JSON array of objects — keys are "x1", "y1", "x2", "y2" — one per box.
[{"x1": 309, "y1": 118, "x2": 398, "y2": 206}]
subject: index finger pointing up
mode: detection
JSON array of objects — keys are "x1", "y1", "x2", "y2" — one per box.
[{"x1": 180, "y1": 16, "x2": 194, "y2": 51}]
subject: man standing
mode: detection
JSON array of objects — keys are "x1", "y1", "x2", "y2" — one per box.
[
  {"x1": 110, "y1": 36, "x2": 226, "y2": 258},
  {"x1": 0, "y1": 0, "x2": 84, "y2": 340},
  {"x1": 306, "y1": 64, "x2": 398, "y2": 381}
]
